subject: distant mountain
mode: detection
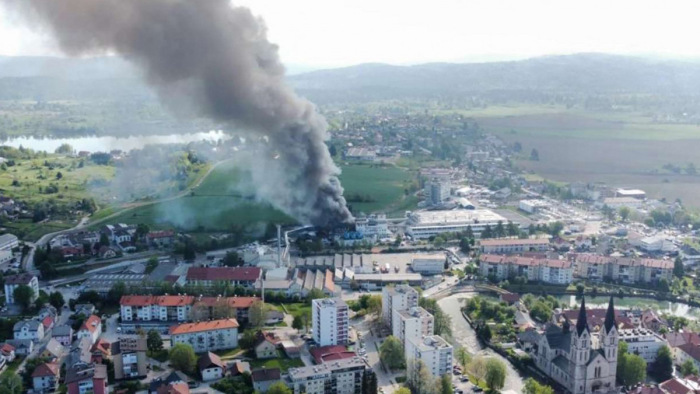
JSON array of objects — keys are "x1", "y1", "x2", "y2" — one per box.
[{"x1": 290, "y1": 53, "x2": 700, "y2": 102}]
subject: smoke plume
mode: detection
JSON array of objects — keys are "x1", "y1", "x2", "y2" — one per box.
[{"x1": 6, "y1": 0, "x2": 352, "y2": 226}]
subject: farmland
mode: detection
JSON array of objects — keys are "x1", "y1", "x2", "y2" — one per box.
[
  {"x1": 464, "y1": 106, "x2": 700, "y2": 207},
  {"x1": 98, "y1": 161, "x2": 416, "y2": 231}
]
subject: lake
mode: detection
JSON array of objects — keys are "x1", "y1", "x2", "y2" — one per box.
[{"x1": 0, "y1": 130, "x2": 230, "y2": 153}]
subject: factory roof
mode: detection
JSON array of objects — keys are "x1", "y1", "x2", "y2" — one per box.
[
  {"x1": 407, "y1": 209, "x2": 507, "y2": 226},
  {"x1": 480, "y1": 238, "x2": 550, "y2": 246},
  {"x1": 186, "y1": 267, "x2": 261, "y2": 282}
]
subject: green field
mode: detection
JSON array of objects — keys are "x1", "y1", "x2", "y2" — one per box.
[
  {"x1": 457, "y1": 105, "x2": 700, "y2": 207},
  {"x1": 99, "y1": 161, "x2": 416, "y2": 231}
]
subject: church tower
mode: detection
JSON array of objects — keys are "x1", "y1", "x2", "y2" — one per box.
[
  {"x1": 571, "y1": 297, "x2": 591, "y2": 394},
  {"x1": 600, "y1": 296, "x2": 619, "y2": 380}
]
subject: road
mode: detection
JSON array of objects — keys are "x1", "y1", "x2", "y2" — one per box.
[{"x1": 438, "y1": 293, "x2": 524, "y2": 392}]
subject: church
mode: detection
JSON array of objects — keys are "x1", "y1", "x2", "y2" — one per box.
[{"x1": 531, "y1": 296, "x2": 619, "y2": 394}]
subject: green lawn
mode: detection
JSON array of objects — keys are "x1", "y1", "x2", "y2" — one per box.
[
  {"x1": 249, "y1": 357, "x2": 304, "y2": 372},
  {"x1": 278, "y1": 303, "x2": 311, "y2": 318},
  {"x1": 213, "y1": 347, "x2": 242, "y2": 359}
]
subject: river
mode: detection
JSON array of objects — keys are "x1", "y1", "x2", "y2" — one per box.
[
  {"x1": 0, "y1": 130, "x2": 230, "y2": 153},
  {"x1": 556, "y1": 295, "x2": 700, "y2": 320},
  {"x1": 438, "y1": 293, "x2": 525, "y2": 392}
]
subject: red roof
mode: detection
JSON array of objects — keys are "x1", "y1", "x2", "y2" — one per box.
[
  {"x1": 309, "y1": 345, "x2": 356, "y2": 364},
  {"x1": 156, "y1": 295, "x2": 195, "y2": 307},
  {"x1": 560, "y1": 308, "x2": 634, "y2": 331},
  {"x1": 659, "y1": 377, "x2": 699, "y2": 394},
  {"x1": 42, "y1": 316, "x2": 54, "y2": 329},
  {"x1": 92, "y1": 338, "x2": 111, "y2": 355},
  {"x1": 157, "y1": 382, "x2": 190, "y2": 394},
  {"x1": 120, "y1": 295, "x2": 155, "y2": 306},
  {"x1": 1, "y1": 343, "x2": 14, "y2": 353},
  {"x1": 148, "y1": 230, "x2": 175, "y2": 239},
  {"x1": 32, "y1": 362, "x2": 60, "y2": 378},
  {"x1": 186, "y1": 267, "x2": 261, "y2": 282},
  {"x1": 169, "y1": 319, "x2": 239, "y2": 335},
  {"x1": 80, "y1": 315, "x2": 101, "y2": 333}
]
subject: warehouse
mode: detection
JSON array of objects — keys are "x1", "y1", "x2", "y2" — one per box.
[{"x1": 405, "y1": 209, "x2": 514, "y2": 239}]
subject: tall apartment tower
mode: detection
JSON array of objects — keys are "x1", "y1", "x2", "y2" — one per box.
[
  {"x1": 312, "y1": 298, "x2": 349, "y2": 346},
  {"x1": 382, "y1": 285, "x2": 419, "y2": 329},
  {"x1": 392, "y1": 306, "x2": 434, "y2": 348}
]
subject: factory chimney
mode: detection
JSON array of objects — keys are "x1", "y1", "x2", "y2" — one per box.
[{"x1": 277, "y1": 224, "x2": 282, "y2": 267}]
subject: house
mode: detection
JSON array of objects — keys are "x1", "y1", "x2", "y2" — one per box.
[
  {"x1": 42, "y1": 316, "x2": 55, "y2": 332},
  {"x1": 148, "y1": 230, "x2": 175, "y2": 248},
  {"x1": 230, "y1": 360, "x2": 251, "y2": 376},
  {"x1": 677, "y1": 343, "x2": 700, "y2": 371},
  {"x1": 113, "y1": 337, "x2": 147, "y2": 380},
  {"x1": 149, "y1": 371, "x2": 191, "y2": 394},
  {"x1": 66, "y1": 337, "x2": 93, "y2": 367},
  {"x1": 254, "y1": 331, "x2": 280, "y2": 359},
  {"x1": 4, "y1": 273, "x2": 39, "y2": 305},
  {"x1": 77, "y1": 315, "x2": 102, "y2": 345},
  {"x1": 98, "y1": 246, "x2": 117, "y2": 259},
  {"x1": 38, "y1": 305, "x2": 58, "y2": 321},
  {"x1": 65, "y1": 363, "x2": 107, "y2": 394},
  {"x1": 169, "y1": 319, "x2": 239, "y2": 353},
  {"x1": 265, "y1": 310, "x2": 285, "y2": 325},
  {"x1": 251, "y1": 368, "x2": 281, "y2": 392},
  {"x1": 41, "y1": 338, "x2": 64, "y2": 361},
  {"x1": 198, "y1": 352, "x2": 226, "y2": 382},
  {"x1": 74, "y1": 304, "x2": 96, "y2": 317},
  {"x1": 0, "y1": 343, "x2": 14, "y2": 363},
  {"x1": 91, "y1": 338, "x2": 112, "y2": 363},
  {"x1": 32, "y1": 362, "x2": 60, "y2": 393},
  {"x1": 156, "y1": 382, "x2": 190, "y2": 394},
  {"x1": 52, "y1": 325, "x2": 73, "y2": 347},
  {"x1": 13, "y1": 319, "x2": 44, "y2": 342},
  {"x1": 309, "y1": 345, "x2": 357, "y2": 364},
  {"x1": 5, "y1": 339, "x2": 33, "y2": 356}
]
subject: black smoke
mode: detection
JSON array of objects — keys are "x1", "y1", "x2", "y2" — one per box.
[{"x1": 5, "y1": 0, "x2": 352, "y2": 226}]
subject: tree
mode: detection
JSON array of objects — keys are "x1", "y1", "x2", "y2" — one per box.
[
  {"x1": 524, "y1": 378, "x2": 554, "y2": 394},
  {"x1": 0, "y1": 372, "x2": 23, "y2": 394},
  {"x1": 266, "y1": 382, "x2": 292, "y2": 394},
  {"x1": 681, "y1": 359, "x2": 699, "y2": 377},
  {"x1": 239, "y1": 330, "x2": 258, "y2": 350},
  {"x1": 292, "y1": 315, "x2": 304, "y2": 330},
  {"x1": 407, "y1": 359, "x2": 435, "y2": 394},
  {"x1": 440, "y1": 374, "x2": 453, "y2": 394},
  {"x1": 455, "y1": 347, "x2": 471, "y2": 371},
  {"x1": 135, "y1": 223, "x2": 150, "y2": 240},
  {"x1": 183, "y1": 241, "x2": 196, "y2": 261},
  {"x1": 466, "y1": 356, "x2": 488, "y2": 386},
  {"x1": 55, "y1": 143, "x2": 74, "y2": 155},
  {"x1": 55, "y1": 171, "x2": 63, "y2": 180},
  {"x1": 485, "y1": 358, "x2": 506, "y2": 391},
  {"x1": 248, "y1": 300, "x2": 268, "y2": 328},
  {"x1": 619, "y1": 206, "x2": 630, "y2": 221},
  {"x1": 146, "y1": 257, "x2": 159, "y2": 274},
  {"x1": 223, "y1": 251, "x2": 242, "y2": 267},
  {"x1": 654, "y1": 346, "x2": 674, "y2": 381},
  {"x1": 49, "y1": 291, "x2": 65, "y2": 310},
  {"x1": 617, "y1": 342, "x2": 646, "y2": 386},
  {"x1": 147, "y1": 330, "x2": 163, "y2": 352},
  {"x1": 395, "y1": 389, "x2": 411, "y2": 394},
  {"x1": 306, "y1": 288, "x2": 326, "y2": 304},
  {"x1": 99, "y1": 233, "x2": 110, "y2": 247},
  {"x1": 379, "y1": 336, "x2": 405, "y2": 369},
  {"x1": 530, "y1": 148, "x2": 539, "y2": 161},
  {"x1": 13, "y1": 285, "x2": 34, "y2": 312},
  {"x1": 366, "y1": 295, "x2": 382, "y2": 319},
  {"x1": 674, "y1": 257, "x2": 685, "y2": 279},
  {"x1": 481, "y1": 225, "x2": 493, "y2": 239},
  {"x1": 107, "y1": 281, "x2": 127, "y2": 304},
  {"x1": 169, "y1": 343, "x2": 196, "y2": 374}
]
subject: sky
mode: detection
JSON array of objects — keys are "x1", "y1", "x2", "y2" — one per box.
[{"x1": 1, "y1": 0, "x2": 700, "y2": 69}]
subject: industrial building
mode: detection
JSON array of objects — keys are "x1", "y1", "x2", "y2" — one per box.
[
  {"x1": 479, "y1": 238, "x2": 550, "y2": 254},
  {"x1": 405, "y1": 209, "x2": 514, "y2": 239}
]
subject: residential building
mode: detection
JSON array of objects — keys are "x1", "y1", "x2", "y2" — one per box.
[
  {"x1": 74, "y1": 304, "x2": 96, "y2": 317},
  {"x1": 147, "y1": 230, "x2": 175, "y2": 247},
  {"x1": 76, "y1": 315, "x2": 102, "y2": 345},
  {"x1": 479, "y1": 238, "x2": 550, "y2": 254},
  {"x1": 405, "y1": 209, "x2": 515, "y2": 239},
  {"x1": 6, "y1": 339, "x2": 32, "y2": 356},
  {"x1": 676, "y1": 343, "x2": 700, "y2": 372},
  {"x1": 169, "y1": 319, "x2": 239, "y2": 353},
  {"x1": 66, "y1": 337, "x2": 93, "y2": 367},
  {"x1": 405, "y1": 335, "x2": 453, "y2": 377},
  {"x1": 185, "y1": 267, "x2": 261, "y2": 288},
  {"x1": 32, "y1": 362, "x2": 60, "y2": 393},
  {"x1": 479, "y1": 254, "x2": 573, "y2": 284},
  {"x1": 198, "y1": 352, "x2": 226, "y2": 382},
  {"x1": 120, "y1": 295, "x2": 259, "y2": 324},
  {"x1": 65, "y1": 363, "x2": 107, "y2": 394},
  {"x1": 254, "y1": 331, "x2": 280, "y2": 359},
  {"x1": 0, "y1": 233, "x2": 18, "y2": 251},
  {"x1": 529, "y1": 297, "x2": 618, "y2": 394},
  {"x1": 42, "y1": 338, "x2": 64, "y2": 361},
  {"x1": 4, "y1": 273, "x2": 39, "y2": 305},
  {"x1": 251, "y1": 368, "x2": 281, "y2": 393},
  {"x1": 310, "y1": 345, "x2": 357, "y2": 364},
  {"x1": 618, "y1": 328, "x2": 665, "y2": 363},
  {"x1": 572, "y1": 254, "x2": 674, "y2": 284},
  {"x1": 287, "y1": 357, "x2": 366, "y2": 394},
  {"x1": 149, "y1": 371, "x2": 190, "y2": 394},
  {"x1": 410, "y1": 258, "x2": 446, "y2": 275},
  {"x1": 0, "y1": 343, "x2": 15, "y2": 362},
  {"x1": 312, "y1": 298, "x2": 349, "y2": 346},
  {"x1": 393, "y1": 307, "x2": 434, "y2": 349},
  {"x1": 382, "y1": 285, "x2": 419, "y2": 329},
  {"x1": 13, "y1": 319, "x2": 44, "y2": 342},
  {"x1": 113, "y1": 337, "x2": 148, "y2": 380},
  {"x1": 91, "y1": 338, "x2": 112, "y2": 363}
]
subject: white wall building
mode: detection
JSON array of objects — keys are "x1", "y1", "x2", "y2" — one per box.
[
  {"x1": 479, "y1": 238, "x2": 550, "y2": 254},
  {"x1": 479, "y1": 255, "x2": 573, "y2": 285},
  {"x1": 410, "y1": 258, "x2": 446, "y2": 275},
  {"x1": 312, "y1": 298, "x2": 349, "y2": 347},
  {"x1": 406, "y1": 209, "x2": 515, "y2": 239},
  {"x1": 618, "y1": 328, "x2": 665, "y2": 363},
  {"x1": 4, "y1": 273, "x2": 39, "y2": 306},
  {"x1": 355, "y1": 214, "x2": 391, "y2": 239},
  {"x1": 13, "y1": 320, "x2": 44, "y2": 342},
  {"x1": 169, "y1": 319, "x2": 239, "y2": 353},
  {"x1": 392, "y1": 307, "x2": 434, "y2": 349},
  {"x1": 287, "y1": 357, "x2": 366, "y2": 394},
  {"x1": 382, "y1": 285, "x2": 419, "y2": 329},
  {"x1": 405, "y1": 335, "x2": 453, "y2": 377}
]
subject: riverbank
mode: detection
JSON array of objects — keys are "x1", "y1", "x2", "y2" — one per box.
[{"x1": 438, "y1": 293, "x2": 525, "y2": 392}]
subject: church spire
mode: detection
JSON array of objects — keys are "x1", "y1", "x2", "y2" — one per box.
[
  {"x1": 604, "y1": 295, "x2": 618, "y2": 333},
  {"x1": 576, "y1": 296, "x2": 589, "y2": 335}
]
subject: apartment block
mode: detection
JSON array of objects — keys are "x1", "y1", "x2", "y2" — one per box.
[
  {"x1": 405, "y1": 335, "x2": 453, "y2": 377},
  {"x1": 119, "y1": 295, "x2": 259, "y2": 323},
  {"x1": 381, "y1": 285, "x2": 419, "y2": 329},
  {"x1": 572, "y1": 254, "x2": 673, "y2": 284},
  {"x1": 392, "y1": 307, "x2": 434, "y2": 348},
  {"x1": 312, "y1": 298, "x2": 349, "y2": 346},
  {"x1": 618, "y1": 328, "x2": 666, "y2": 363},
  {"x1": 169, "y1": 319, "x2": 239, "y2": 353},
  {"x1": 479, "y1": 254, "x2": 573, "y2": 285},
  {"x1": 113, "y1": 337, "x2": 147, "y2": 380},
  {"x1": 287, "y1": 357, "x2": 366, "y2": 394},
  {"x1": 479, "y1": 238, "x2": 550, "y2": 254}
]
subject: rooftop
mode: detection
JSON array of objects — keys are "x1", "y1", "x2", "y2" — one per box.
[
  {"x1": 480, "y1": 238, "x2": 550, "y2": 246},
  {"x1": 409, "y1": 335, "x2": 452, "y2": 351},
  {"x1": 169, "y1": 319, "x2": 239, "y2": 335},
  {"x1": 186, "y1": 267, "x2": 261, "y2": 282},
  {"x1": 408, "y1": 209, "x2": 507, "y2": 226},
  {"x1": 288, "y1": 357, "x2": 365, "y2": 380},
  {"x1": 5, "y1": 273, "x2": 36, "y2": 285}
]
